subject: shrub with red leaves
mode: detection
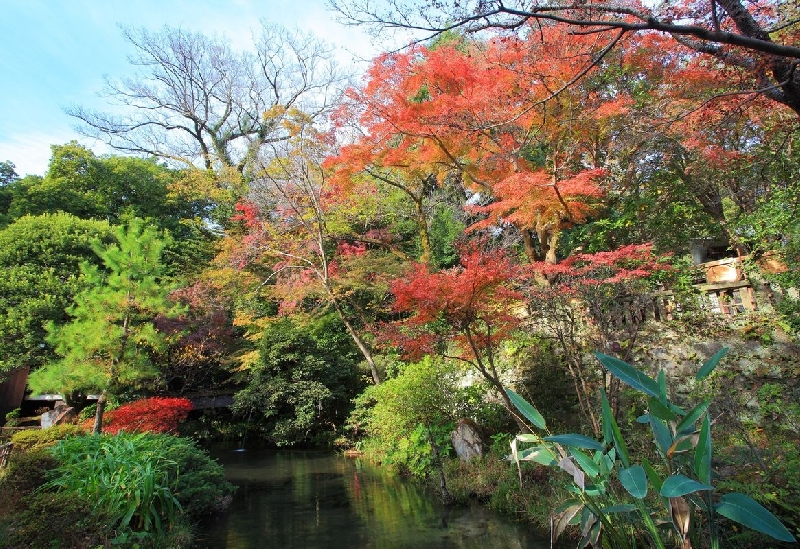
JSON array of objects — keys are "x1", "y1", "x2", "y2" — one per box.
[{"x1": 103, "y1": 397, "x2": 193, "y2": 434}]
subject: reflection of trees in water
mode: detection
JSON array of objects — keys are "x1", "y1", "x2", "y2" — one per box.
[{"x1": 201, "y1": 450, "x2": 544, "y2": 548}]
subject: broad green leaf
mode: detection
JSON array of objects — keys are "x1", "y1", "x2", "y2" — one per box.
[
  {"x1": 544, "y1": 434, "x2": 604, "y2": 451},
  {"x1": 519, "y1": 445, "x2": 558, "y2": 466},
  {"x1": 694, "y1": 414, "x2": 712, "y2": 485},
  {"x1": 619, "y1": 465, "x2": 648, "y2": 499},
  {"x1": 505, "y1": 388, "x2": 547, "y2": 429},
  {"x1": 715, "y1": 493, "x2": 796, "y2": 542},
  {"x1": 675, "y1": 400, "x2": 711, "y2": 435},
  {"x1": 660, "y1": 474, "x2": 713, "y2": 497},
  {"x1": 570, "y1": 448, "x2": 600, "y2": 478},
  {"x1": 596, "y1": 353, "x2": 660, "y2": 397},
  {"x1": 515, "y1": 434, "x2": 540, "y2": 443},
  {"x1": 649, "y1": 415, "x2": 673, "y2": 456},
  {"x1": 696, "y1": 347, "x2": 728, "y2": 381},
  {"x1": 657, "y1": 369, "x2": 668, "y2": 401},
  {"x1": 642, "y1": 457, "x2": 664, "y2": 494},
  {"x1": 601, "y1": 504, "x2": 637, "y2": 514},
  {"x1": 648, "y1": 396, "x2": 679, "y2": 422},
  {"x1": 602, "y1": 391, "x2": 630, "y2": 467}
]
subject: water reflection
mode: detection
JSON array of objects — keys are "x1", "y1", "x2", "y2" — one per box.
[{"x1": 196, "y1": 448, "x2": 547, "y2": 549}]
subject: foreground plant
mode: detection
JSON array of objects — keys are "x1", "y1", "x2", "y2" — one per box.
[
  {"x1": 507, "y1": 348, "x2": 797, "y2": 548},
  {"x1": 45, "y1": 432, "x2": 234, "y2": 546}
]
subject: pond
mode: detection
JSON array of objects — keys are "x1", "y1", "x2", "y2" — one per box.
[{"x1": 195, "y1": 447, "x2": 548, "y2": 549}]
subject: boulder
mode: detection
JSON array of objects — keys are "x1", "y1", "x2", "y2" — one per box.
[
  {"x1": 451, "y1": 418, "x2": 485, "y2": 461},
  {"x1": 41, "y1": 404, "x2": 76, "y2": 429}
]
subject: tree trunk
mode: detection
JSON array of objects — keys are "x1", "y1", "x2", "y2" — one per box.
[
  {"x1": 426, "y1": 423, "x2": 453, "y2": 505},
  {"x1": 331, "y1": 297, "x2": 382, "y2": 384},
  {"x1": 93, "y1": 391, "x2": 107, "y2": 435}
]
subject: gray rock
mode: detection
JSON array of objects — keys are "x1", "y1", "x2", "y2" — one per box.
[
  {"x1": 451, "y1": 418, "x2": 485, "y2": 461},
  {"x1": 41, "y1": 404, "x2": 76, "y2": 429}
]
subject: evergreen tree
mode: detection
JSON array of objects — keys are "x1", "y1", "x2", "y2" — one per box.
[{"x1": 28, "y1": 219, "x2": 181, "y2": 433}]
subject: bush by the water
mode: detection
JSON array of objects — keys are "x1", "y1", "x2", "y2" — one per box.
[{"x1": 0, "y1": 430, "x2": 234, "y2": 548}]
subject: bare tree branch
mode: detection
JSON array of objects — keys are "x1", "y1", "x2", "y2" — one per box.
[{"x1": 66, "y1": 23, "x2": 350, "y2": 174}]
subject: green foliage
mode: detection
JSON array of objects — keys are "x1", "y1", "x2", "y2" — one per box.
[
  {"x1": 159, "y1": 436, "x2": 235, "y2": 516},
  {"x1": 0, "y1": 213, "x2": 113, "y2": 376},
  {"x1": 232, "y1": 314, "x2": 365, "y2": 446},
  {"x1": 9, "y1": 425, "x2": 85, "y2": 452},
  {"x1": 47, "y1": 433, "x2": 180, "y2": 541},
  {"x1": 45, "y1": 432, "x2": 234, "y2": 545},
  {"x1": 28, "y1": 219, "x2": 181, "y2": 411},
  {"x1": 1, "y1": 490, "x2": 110, "y2": 549},
  {"x1": 348, "y1": 357, "x2": 486, "y2": 477},
  {"x1": 429, "y1": 196, "x2": 466, "y2": 269},
  {"x1": 0, "y1": 446, "x2": 60, "y2": 495},
  {"x1": 508, "y1": 348, "x2": 797, "y2": 548}
]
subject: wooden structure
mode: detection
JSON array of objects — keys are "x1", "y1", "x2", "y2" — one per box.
[
  {"x1": 0, "y1": 368, "x2": 29, "y2": 427},
  {"x1": 611, "y1": 256, "x2": 771, "y2": 328}
]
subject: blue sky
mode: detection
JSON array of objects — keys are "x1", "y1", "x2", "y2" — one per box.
[{"x1": 0, "y1": 0, "x2": 385, "y2": 176}]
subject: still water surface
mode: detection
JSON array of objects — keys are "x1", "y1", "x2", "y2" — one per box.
[{"x1": 196, "y1": 448, "x2": 547, "y2": 549}]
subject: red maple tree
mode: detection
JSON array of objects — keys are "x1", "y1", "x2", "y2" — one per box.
[{"x1": 387, "y1": 242, "x2": 528, "y2": 428}]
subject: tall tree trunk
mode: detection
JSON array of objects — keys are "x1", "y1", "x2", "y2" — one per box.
[{"x1": 331, "y1": 297, "x2": 381, "y2": 384}]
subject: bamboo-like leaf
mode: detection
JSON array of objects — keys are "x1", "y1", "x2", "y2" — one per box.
[
  {"x1": 696, "y1": 347, "x2": 728, "y2": 381},
  {"x1": 510, "y1": 436, "x2": 522, "y2": 484},
  {"x1": 647, "y1": 396, "x2": 679, "y2": 422},
  {"x1": 694, "y1": 414, "x2": 712, "y2": 485},
  {"x1": 505, "y1": 388, "x2": 547, "y2": 429},
  {"x1": 519, "y1": 445, "x2": 558, "y2": 466},
  {"x1": 570, "y1": 448, "x2": 600, "y2": 478},
  {"x1": 660, "y1": 474, "x2": 713, "y2": 497},
  {"x1": 515, "y1": 434, "x2": 540, "y2": 443},
  {"x1": 670, "y1": 496, "x2": 692, "y2": 539},
  {"x1": 598, "y1": 450, "x2": 615, "y2": 476},
  {"x1": 649, "y1": 415, "x2": 673, "y2": 456},
  {"x1": 619, "y1": 465, "x2": 648, "y2": 499},
  {"x1": 642, "y1": 457, "x2": 664, "y2": 493},
  {"x1": 602, "y1": 504, "x2": 637, "y2": 514},
  {"x1": 544, "y1": 434, "x2": 604, "y2": 451},
  {"x1": 602, "y1": 391, "x2": 630, "y2": 467},
  {"x1": 657, "y1": 369, "x2": 668, "y2": 401},
  {"x1": 715, "y1": 493, "x2": 796, "y2": 542},
  {"x1": 559, "y1": 457, "x2": 586, "y2": 491},
  {"x1": 667, "y1": 431, "x2": 700, "y2": 458},
  {"x1": 596, "y1": 352, "x2": 660, "y2": 397},
  {"x1": 675, "y1": 400, "x2": 711, "y2": 435}
]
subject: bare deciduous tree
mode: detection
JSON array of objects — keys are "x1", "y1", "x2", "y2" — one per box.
[{"x1": 68, "y1": 22, "x2": 348, "y2": 173}]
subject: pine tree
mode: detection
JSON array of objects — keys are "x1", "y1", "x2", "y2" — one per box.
[{"x1": 28, "y1": 219, "x2": 181, "y2": 433}]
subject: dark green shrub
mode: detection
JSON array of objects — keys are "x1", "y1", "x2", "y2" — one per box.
[
  {"x1": 2, "y1": 491, "x2": 109, "y2": 549},
  {"x1": 233, "y1": 314, "x2": 365, "y2": 447},
  {"x1": 157, "y1": 435, "x2": 235, "y2": 516},
  {"x1": 0, "y1": 447, "x2": 59, "y2": 496}
]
